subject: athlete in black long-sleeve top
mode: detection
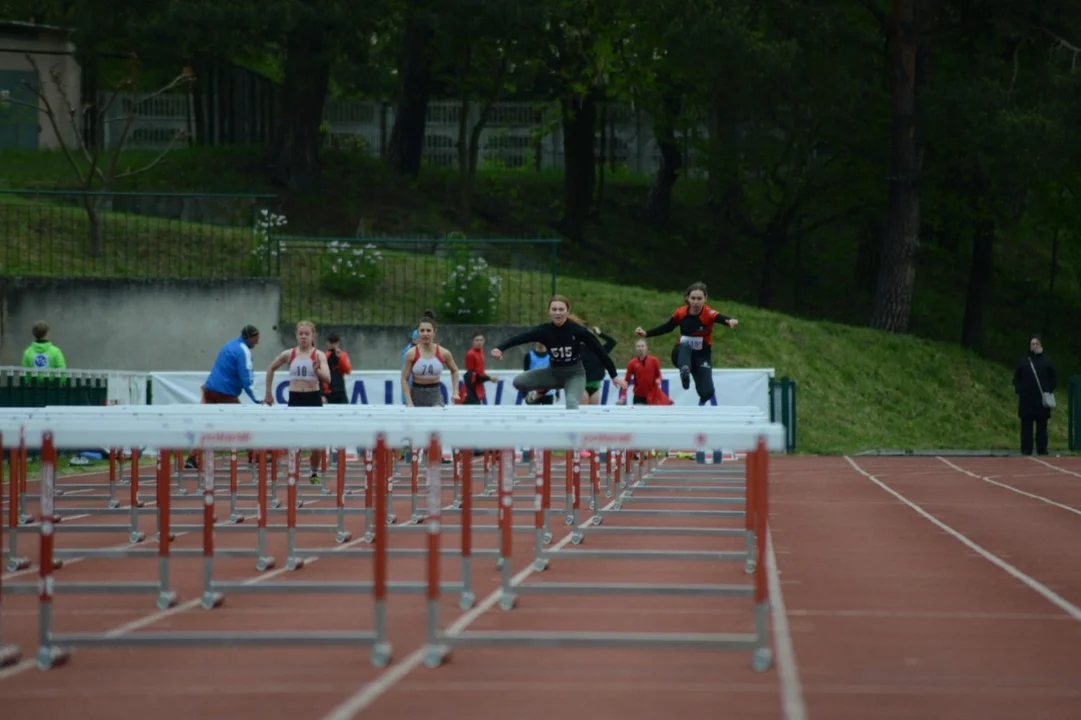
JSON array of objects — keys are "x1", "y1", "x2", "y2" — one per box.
[
  {"x1": 635, "y1": 281, "x2": 738, "y2": 403},
  {"x1": 572, "y1": 318, "x2": 617, "y2": 405},
  {"x1": 492, "y1": 295, "x2": 626, "y2": 409}
]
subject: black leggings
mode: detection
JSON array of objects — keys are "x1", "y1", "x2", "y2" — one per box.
[
  {"x1": 1020, "y1": 417, "x2": 1049, "y2": 455},
  {"x1": 670, "y1": 343, "x2": 714, "y2": 403}
]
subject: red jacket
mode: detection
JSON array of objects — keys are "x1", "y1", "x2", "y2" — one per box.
[
  {"x1": 459, "y1": 347, "x2": 488, "y2": 402},
  {"x1": 620, "y1": 354, "x2": 671, "y2": 404}
]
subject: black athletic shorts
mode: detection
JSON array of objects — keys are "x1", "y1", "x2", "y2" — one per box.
[{"x1": 288, "y1": 390, "x2": 324, "y2": 407}]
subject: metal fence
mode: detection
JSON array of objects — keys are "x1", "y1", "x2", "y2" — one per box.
[
  {"x1": 272, "y1": 235, "x2": 560, "y2": 325},
  {"x1": 103, "y1": 93, "x2": 705, "y2": 177},
  {"x1": 0, "y1": 189, "x2": 276, "y2": 278},
  {"x1": 0, "y1": 188, "x2": 561, "y2": 325}
]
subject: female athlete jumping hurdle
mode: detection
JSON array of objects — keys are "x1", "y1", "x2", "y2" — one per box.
[
  {"x1": 491, "y1": 295, "x2": 626, "y2": 410},
  {"x1": 635, "y1": 281, "x2": 738, "y2": 404}
]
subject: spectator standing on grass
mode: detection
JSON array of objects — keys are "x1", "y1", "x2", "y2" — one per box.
[
  {"x1": 1012, "y1": 334, "x2": 1057, "y2": 456},
  {"x1": 22, "y1": 321, "x2": 67, "y2": 379},
  {"x1": 184, "y1": 325, "x2": 261, "y2": 470}
]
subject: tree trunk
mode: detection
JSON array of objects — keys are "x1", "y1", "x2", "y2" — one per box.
[
  {"x1": 960, "y1": 217, "x2": 995, "y2": 349},
  {"x1": 594, "y1": 97, "x2": 607, "y2": 218},
  {"x1": 1043, "y1": 226, "x2": 1060, "y2": 337},
  {"x1": 644, "y1": 89, "x2": 684, "y2": 230},
  {"x1": 869, "y1": 0, "x2": 926, "y2": 334},
  {"x1": 385, "y1": 17, "x2": 436, "y2": 178},
  {"x1": 456, "y1": 79, "x2": 472, "y2": 224},
  {"x1": 264, "y1": 13, "x2": 333, "y2": 192},
  {"x1": 83, "y1": 199, "x2": 103, "y2": 259},
  {"x1": 557, "y1": 91, "x2": 597, "y2": 240}
]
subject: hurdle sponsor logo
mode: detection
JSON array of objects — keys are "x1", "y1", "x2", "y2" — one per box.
[
  {"x1": 579, "y1": 432, "x2": 634, "y2": 446},
  {"x1": 196, "y1": 431, "x2": 253, "y2": 446}
]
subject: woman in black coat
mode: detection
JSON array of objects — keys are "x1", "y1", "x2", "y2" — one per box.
[{"x1": 1012, "y1": 334, "x2": 1057, "y2": 456}]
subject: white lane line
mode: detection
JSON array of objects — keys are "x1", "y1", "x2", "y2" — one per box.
[
  {"x1": 935, "y1": 457, "x2": 1081, "y2": 516},
  {"x1": 1027, "y1": 456, "x2": 1081, "y2": 479},
  {"x1": 319, "y1": 460, "x2": 666, "y2": 720},
  {"x1": 844, "y1": 456, "x2": 1081, "y2": 622},
  {"x1": 766, "y1": 527, "x2": 807, "y2": 720}
]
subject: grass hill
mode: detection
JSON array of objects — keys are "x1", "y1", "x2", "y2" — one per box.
[{"x1": 0, "y1": 146, "x2": 1077, "y2": 455}]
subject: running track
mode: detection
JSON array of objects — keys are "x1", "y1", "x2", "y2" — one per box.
[{"x1": 2, "y1": 453, "x2": 1081, "y2": 719}]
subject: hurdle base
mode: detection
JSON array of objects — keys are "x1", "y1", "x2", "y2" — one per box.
[
  {"x1": 514, "y1": 582, "x2": 754, "y2": 597},
  {"x1": 256, "y1": 555, "x2": 276, "y2": 571},
  {"x1": 285, "y1": 556, "x2": 306, "y2": 571},
  {"x1": 544, "y1": 548, "x2": 745, "y2": 562},
  {"x1": 47, "y1": 630, "x2": 381, "y2": 648},
  {"x1": 423, "y1": 643, "x2": 450, "y2": 668},
  {"x1": 36, "y1": 645, "x2": 71, "y2": 671},
  {"x1": 371, "y1": 641, "x2": 393, "y2": 668},
  {"x1": 201, "y1": 591, "x2": 225, "y2": 610},
  {"x1": 752, "y1": 647, "x2": 774, "y2": 672},
  {"x1": 0, "y1": 644, "x2": 21, "y2": 668},
  {"x1": 5, "y1": 556, "x2": 31, "y2": 572},
  {"x1": 445, "y1": 630, "x2": 761, "y2": 651}
]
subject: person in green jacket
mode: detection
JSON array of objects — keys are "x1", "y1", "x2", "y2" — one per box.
[{"x1": 22, "y1": 321, "x2": 68, "y2": 382}]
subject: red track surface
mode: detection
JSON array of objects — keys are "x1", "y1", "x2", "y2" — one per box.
[{"x1": 3, "y1": 452, "x2": 1081, "y2": 719}]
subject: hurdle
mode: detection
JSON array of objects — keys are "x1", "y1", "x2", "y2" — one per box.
[
  {"x1": 2, "y1": 404, "x2": 768, "y2": 605},
  {"x1": 2, "y1": 407, "x2": 781, "y2": 672},
  {"x1": 4, "y1": 404, "x2": 769, "y2": 549},
  {"x1": 12, "y1": 430, "x2": 397, "y2": 670},
  {"x1": 414, "y1": 433, "x2": 778, "y2": 672},
  {"x1": 0, "y1": 430, "x2": 23, "y2": 668},
  {"x1": 2, "y1": 403, "x2": 768, "y2": 551}
]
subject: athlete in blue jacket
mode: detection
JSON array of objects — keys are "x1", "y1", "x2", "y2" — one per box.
[
  {"x1": 203, "y1": 326, "x2": 261, "y2": 403},
  {"x1": 184, "y1": 326, "x2": 261, "y2": 469}
]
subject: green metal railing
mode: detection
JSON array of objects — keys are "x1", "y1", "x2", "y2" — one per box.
[
  {"x1": 1069, "y1": 375, "x2": 1080, "y2": 452},
  {"x1": 0, "y1": 367, "x2": 107, "y2": 407},
  {"x1": 0, "y1": 189, "x2": 276, "y2": 278},
  {"x1": 769, "y1": 376, "x2": 798, "y2": 452},
  {"x1": 272, "y1": 235, "x2": 561, "y2": 325}
]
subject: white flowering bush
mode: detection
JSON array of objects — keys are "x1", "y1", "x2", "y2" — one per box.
[
  {"x1": 440, "y1": 248, "x2": 502, "y2": 323},
  {"x1": 245, "y1": 208, "x2": 287, "y2": 275},
  {"x1": 320, "y1": 240, "x2": 385, "y2": 297}
]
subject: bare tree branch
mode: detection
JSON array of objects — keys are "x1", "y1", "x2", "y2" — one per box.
[
  {"x1": 15, "y1": 54, "x2": 89, "y2": 186},
  {"x1": 43, "y1": 60, "x2": 106, "y2": 185},
  {"x1": 1034, "y1": 25, "x2": 1080, "y2": 72},
  {"x1": 112, "y1": 129, "x2": 188, "y2": 180}
]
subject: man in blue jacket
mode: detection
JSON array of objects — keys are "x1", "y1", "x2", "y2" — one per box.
[{"x1": 184, "y1": 325, "x2": 261, "y2": 469}]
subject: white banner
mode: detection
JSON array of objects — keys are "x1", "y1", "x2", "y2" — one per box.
[{"x1": 149, "y1": 369, "x2": 774, "y2": 413}]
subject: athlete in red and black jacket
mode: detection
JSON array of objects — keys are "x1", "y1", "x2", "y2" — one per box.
[{"x1": 635, "y1": 281, "x2": 738, "y2": 403}]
